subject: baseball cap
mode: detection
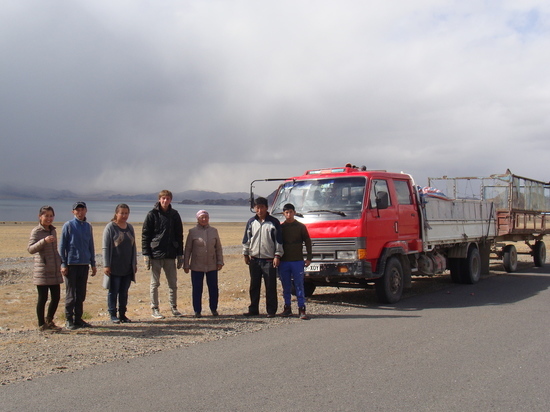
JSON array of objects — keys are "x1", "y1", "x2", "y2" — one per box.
[{"x1": 72, "y1": 201, "x2": 87, "y2": 210}]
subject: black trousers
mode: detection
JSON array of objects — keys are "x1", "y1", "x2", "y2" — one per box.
[
  {"x1": 248, "y1": 258, "x2": 278, "y2": 315},
  {"x1": 64, "y1": 265, "x2": 89, "y2": 321},
  {"x1": 36, "y1": 284, "x2": 61, "y2": 326}
]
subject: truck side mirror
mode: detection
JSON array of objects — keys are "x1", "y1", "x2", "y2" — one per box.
[{"x1": 376, "y1": 191, "x2": 389, "y2": 210}]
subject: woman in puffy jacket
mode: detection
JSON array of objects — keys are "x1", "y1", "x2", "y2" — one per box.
[
  {"x1": 27, "y1": 206, "x2": 63, "y2": 331},
  {"x1": 183, "y1": 210, "x2": 224, "y2": 318}
]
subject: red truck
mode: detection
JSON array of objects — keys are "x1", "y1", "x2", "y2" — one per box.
[{"x1": 250, "y1": 166, "x2": 549, "y2": 303}]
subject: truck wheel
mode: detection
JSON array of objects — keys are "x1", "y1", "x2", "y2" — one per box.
[
  {"x1": 375, "y1": 257, "x2": 404, "y2": 303},
  {"x1": 448, "y1": 258, "x2": 462, "y2": 284},
  {"x1": 304, "y1": 281, "x2": 316, "y2": 297},
  {"x1": 459, "y1": 245, "x2": 481, "y2": 284},
  {"x1": 533, "y1": 241, "x2": 546, "y2": 267},
  {"x1": 502, "y1": 244, "x2": 518, "y2": 273}
]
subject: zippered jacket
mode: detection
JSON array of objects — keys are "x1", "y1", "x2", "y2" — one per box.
[
  {"x1": 141, "y1": 203, "x2": 184, "y2": 259},
  {"x1": 184, "y1": 224, "x2": 224, "y2": 272},
  {"x1": 60, "y1": 217, "x2": 96, "y2": 267},
  {"x1": 242, "y1": 213, "x2": 284, "y2": 259},
  {"x1": 28, "y1": 224, "x2": 64, "y2": 285}
]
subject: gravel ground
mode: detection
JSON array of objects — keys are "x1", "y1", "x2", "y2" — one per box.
[{"x1": 0, "y1": 257, "x2": 352, "y2": 386}]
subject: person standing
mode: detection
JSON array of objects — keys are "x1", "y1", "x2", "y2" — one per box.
[
  {"x1": 278, "y1": 203, "x2": 313, "y2": 320},
  {"x1": 103, "y1": 204, "x2": 137, "y2": 324},
  {"x1": 142, "y1": 190, "x2": 184, "y2": 319},
  {"x1": 183, "y1": 210, "x2": 224, "y2": 318},
  {"x1": 60, "y1": 201, "x2": 97, "y2": 330},
  {"x1": 27, "y1": 206, "x2": 64, "y2": 331},
  {"x1": 242, "y1": 197, "x2": 284, "y2": 318}
]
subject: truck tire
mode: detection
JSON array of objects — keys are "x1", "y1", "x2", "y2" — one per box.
[
  {"x1": 375, "y1": 257, "x2": 404, "y2": 303},
  {"x1": 304, "y1": 281, "x2": 317, "y2": 297},
  {"x1": 502, "y1": 244, "x2": 518, "y2": 273},
  {"x1": 459, "y1": 245, "x2": 481, "y2": 284},
  {"x1": 533, "y1": 241, "x2": 546, "y2": 267},
  {"x1": 448, "y1": 258, "x2": 462, "y2": 284}
]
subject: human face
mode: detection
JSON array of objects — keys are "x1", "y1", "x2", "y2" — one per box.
[
  {"x1": 283, "y1": 209, "x2": 296, "y2": 223},
  {"x1": 255, "y1": 204, "x2": 268, "y2": 220},
  {"x1": 115, "y1": 207, "x2": 130, "y2": 224},
  {"x1": 159, "y1": 196, "x2": 172, "y2": 211},
  {"x1": 73, "y1": 207, "x2": 87, "y2": 220},
  {"x1": 197, "y1": 214, "x2": 209, "y2": 227},
  {"x1": 39, "y1": 211, "x2": 55, "y2": 228}
]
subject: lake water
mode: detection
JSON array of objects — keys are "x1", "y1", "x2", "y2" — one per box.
[{"x1": 0, "y1": 199, "x2": 254, "y2": 223}]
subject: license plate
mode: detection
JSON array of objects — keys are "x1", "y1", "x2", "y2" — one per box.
[{"x1": 306, "y1": 264, "x2": 320, "y2": 272}]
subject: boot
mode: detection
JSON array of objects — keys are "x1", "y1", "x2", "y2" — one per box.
[
  {"x1": 279, "y1": 305, "x2": 293, "y2": 317},
  {"x1": 119, "y1": 311, "x2": 131, "y2": 323},
  {"x1": 299, "y1": 307, "x2": 310, "y2": 320}
]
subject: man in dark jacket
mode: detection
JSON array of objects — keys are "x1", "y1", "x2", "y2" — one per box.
[{"x1": 142, "y1": 190, "x2": 184, "y2": 319}]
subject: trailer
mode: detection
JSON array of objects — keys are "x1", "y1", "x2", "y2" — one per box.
[{"x1": 429, "y1": 170, "x2": 549, "y2": 272}]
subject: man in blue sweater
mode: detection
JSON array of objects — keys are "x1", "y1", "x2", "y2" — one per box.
[{"x1": 60, "y1": 201, "x2": 97, "y2": 330}]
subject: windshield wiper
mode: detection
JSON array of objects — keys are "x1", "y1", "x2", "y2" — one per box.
[
  {"x1": 304, "y1": 209, "x2": 346, "y2": 217},
  {"x1": 273, "y1": 211, "x2": 304, "y2": 218}
]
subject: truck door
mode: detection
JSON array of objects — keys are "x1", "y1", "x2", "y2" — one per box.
[
  {"x1": 366, "y1": 179, "x2": 398, "y2": 265},
  {"x1": 392, "y1": 179, "x2": 420, "y2": 251}
]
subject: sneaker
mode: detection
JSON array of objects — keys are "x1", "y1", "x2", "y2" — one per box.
[
  {"x1": 299, "y1": 307, "x2": 310, "y2": 320},
  {"x1": 152, "y1": 308, "x2": 165, "y2": 319},
  {"x1": 45, "y1": 318, "x2": 62, "y2": 331},
  {"x1": 266, "y1": 313, "x2": 277, "y2": 318},
  {"x1": 211, "y1": 310, "x2": 219, "y2": 316},
  {"x1": 194, "y1": 312, "x2": 202, "y2": 318},
  {"x1": 171, "y1": 307, "x2": 183, "y2": 317},
  {"x1": 279, "y1": 305, "x2": 293, "y2": 317},
  {"x1": 75, "y1": 319, "x2": 93, "y2": 328},
  {"x1": 119, "y1": 315, "x2": 132, "y2": 323},
  {"x1": 65, "y1": 319, "x2": 77, "y2": 330},
  {"x1": 110, "y1": 314, "x2": 120, "y2": 324},
  {"x1": 39, "y1": 324, "x2": 49, "y2": 332}
]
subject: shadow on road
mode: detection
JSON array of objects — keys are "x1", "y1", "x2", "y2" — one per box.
[{"x1": 307, "y1": 263, "x2": 550, "y2": 314}]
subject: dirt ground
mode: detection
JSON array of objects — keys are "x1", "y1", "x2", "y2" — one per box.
[{"x1": 0, "y1": 222, "x2": 545, "y2": 385}]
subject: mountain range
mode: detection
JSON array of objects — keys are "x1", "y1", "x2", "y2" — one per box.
[{"x1": 0, "y1": 184, "x2": 250, "y2": 205}]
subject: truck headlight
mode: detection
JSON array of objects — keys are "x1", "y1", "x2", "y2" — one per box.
[{"x1": 336, "y1": 251, "x2": 357, "y2": 260}]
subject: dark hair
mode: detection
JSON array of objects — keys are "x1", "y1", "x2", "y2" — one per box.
[
  {"x1": 254, "y1": 197, "x2": 268, "y2": 207},
  {"x1": 39, "y1": 205, "x2": 55, "y2": 217},
  {"x1": 112, "y1": 203, "x2": 130, "y2": 222},
  {"x1": 283, "y1": 203, "x2": 295, "y2": 211}
]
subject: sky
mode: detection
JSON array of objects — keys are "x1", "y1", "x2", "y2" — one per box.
[{"x1": 1, "y1": 0, "x2": 549, "y2": 196}]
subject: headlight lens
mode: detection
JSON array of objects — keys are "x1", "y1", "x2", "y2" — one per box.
[{"x1": 336, "y1": 250, "x2": 357, "y2": 260}]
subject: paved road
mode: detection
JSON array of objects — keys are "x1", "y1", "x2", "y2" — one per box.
[{"x1": 2, "y1": 266, "x2": 550, "y2": 411}]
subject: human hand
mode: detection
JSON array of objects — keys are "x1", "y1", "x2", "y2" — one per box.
[
  {"x1": 184, "y1": 268, "x2": 189, "y2": 274},
  {"x1": 273, "y1": 257, "x2": 280, "y2": 268},
  {"x1": 177, "y1": 256, "x2": 184, "y2": 269},
  {"x1": 304, "y1": 260, "x2": 311, "y2": 267},
  {"x1": 44, "y1": 235, "x2": 56, "y2": 243},
  {"x1": 144, "y1": 256, "x2": 151, "y2": 270},
  {"x1": 104, "y1": 267, "x2": 111, "y2": 276},
  {"x1": 91, "y1": 267, "x2": 97, "y2": 277},
  {"x1": 244, "y1": 255, "x2": 250, "y2": 265}
]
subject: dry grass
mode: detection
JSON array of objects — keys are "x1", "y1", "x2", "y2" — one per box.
[{"x1": 0, "y1": 221, "x2": 251, "y2": 330}]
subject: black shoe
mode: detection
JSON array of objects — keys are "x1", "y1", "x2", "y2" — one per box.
[
  {"x1": 243, "y1": 311, "x2": 259, "y2": 317},
  {"x1": 75, "y1": 319, "x2": 92, "y2": 328},
  {"x1": 119, "y1": 315, "x2": 131, "y2": 323},
  {"x1": 266, "y1": 313, "x2": 277, "y2": 318},
  {"x1": 279, "y1": 305, "x2": 293, "y2": 317},
  {"x1": 110, "y1": 314, "x2": 120, "y2": 324}
]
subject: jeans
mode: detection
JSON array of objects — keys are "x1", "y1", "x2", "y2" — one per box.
[
  {"x1": 150, "y1": 258, "x2": 178, "y2": 308},
  {"x1": 248, "y1": 258, "x2": 278, "y2": 315},
  {"x1": 278, "y1": 260, "x2": 306, "y2": 308},
  {"x1": 108, "y1": 273, "x2": 133, "y2": 315},
  {"x1": 191, "y1": 270, "x2": 218, "y2": 313},
  {"x1": 64, "y1": 265, "x2": 89, "y2": 321}
]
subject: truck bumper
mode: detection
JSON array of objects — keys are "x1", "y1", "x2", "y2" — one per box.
[{"x1": 304, "y1": 260, "x2": 375, "y2": 281}]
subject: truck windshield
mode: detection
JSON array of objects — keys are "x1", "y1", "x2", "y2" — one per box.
[{"x1": 271, "y1": 177, "x2": 366, "y2": 219}]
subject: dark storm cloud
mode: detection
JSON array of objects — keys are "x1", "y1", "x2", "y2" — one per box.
[{"x1": 1, "y1": 1, "x2": 549, "y2": 196}]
